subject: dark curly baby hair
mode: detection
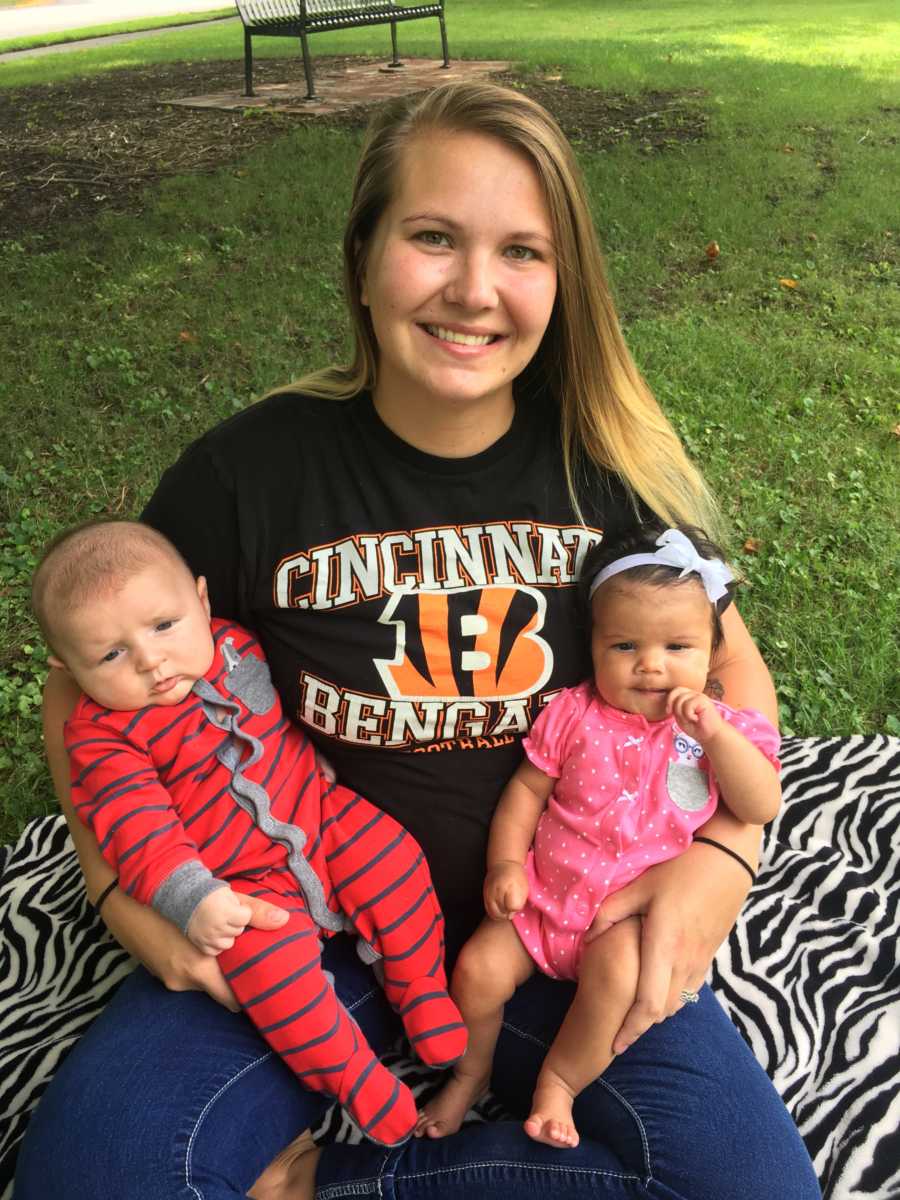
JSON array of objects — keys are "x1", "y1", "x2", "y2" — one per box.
[{"x1": 580, "y1": 522, "x2": 736, "y2": 652}]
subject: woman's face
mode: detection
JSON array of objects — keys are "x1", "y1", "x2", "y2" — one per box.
[{"x1": 361, "y1": 129, "x2": 558, "y2": 432}]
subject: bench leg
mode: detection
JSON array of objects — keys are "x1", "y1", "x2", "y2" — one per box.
[
  {"x1": 244, "y1": 28, "x2": 254, "y2": 97},
  {"x1": 299, "y1": 32, "x2": 317, "y2": 100},
  {"x1": 438, "y1": 13, "x2": 450, "y2": 67},
  {"x1": 387, "y1": 20, "x2": 403, "y2": 69}
]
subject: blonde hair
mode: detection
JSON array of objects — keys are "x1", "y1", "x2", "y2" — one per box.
[
  {"x1": 278, "y1": 81, "x2": 719, "y2": 532},
  {"x1": 32, "y1": 520, "x2": 191, "y2": 653}
]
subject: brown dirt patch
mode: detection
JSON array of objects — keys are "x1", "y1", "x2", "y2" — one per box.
[{"x1": 0, "y1": 57, "x2": 707, "y2": 243}]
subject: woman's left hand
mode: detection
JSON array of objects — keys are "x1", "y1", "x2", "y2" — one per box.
[{"x1": 590, "y1": 842, "x2": 752, "y2": 1054}]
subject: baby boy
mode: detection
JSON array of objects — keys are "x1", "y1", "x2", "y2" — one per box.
[{"x1": 32, "y1": 519, "x2": 466, "y2": 1146}]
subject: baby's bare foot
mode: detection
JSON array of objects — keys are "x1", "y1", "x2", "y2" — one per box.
[
  {"x1": 415, "y1": 1071, "x2": 489, "y2": 1139},
  {"x1": 524, "y1": 1080, "x2": 579, "y2": 1148}
]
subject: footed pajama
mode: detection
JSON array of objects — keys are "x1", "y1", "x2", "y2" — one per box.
[
  {"x1": 221, "y1": 787, "x2": 467, "y2": 1144},
  {"x1": 66, "y1": 620, "x2": 465, "y2": 1146}
]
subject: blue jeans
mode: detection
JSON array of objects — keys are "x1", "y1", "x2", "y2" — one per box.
[{"x1": 14, "y1": 935, "x2": 820, "y2": 1200}]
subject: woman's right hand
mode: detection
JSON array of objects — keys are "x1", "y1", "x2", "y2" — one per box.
[
  {"x1": 43, "y1": 667, "x2": 288, "y2": 1011},
  {"x1": 108, "y1": 887, "x2": 244, "y2": 1011},
  {"x1": 102, "y1": 887, "x2": 289, "y2": 1011}
]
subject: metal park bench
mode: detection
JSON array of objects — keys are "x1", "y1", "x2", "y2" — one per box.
[{"x1": 236, "y1": 0, "x2": 450, "y2": 100}]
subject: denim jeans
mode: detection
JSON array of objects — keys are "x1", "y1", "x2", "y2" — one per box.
[{"x1": 14, "y1": 935, "x2": 820, "y2": 1200}]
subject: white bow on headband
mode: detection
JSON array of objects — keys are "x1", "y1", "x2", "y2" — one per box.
[{"x1": 588, "y1": 529, "x2": 734, "y2": 603}]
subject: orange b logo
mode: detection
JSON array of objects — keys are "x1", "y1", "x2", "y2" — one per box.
[{"x1": 376, "y1": 586, "x2": 552, "y2": 700}]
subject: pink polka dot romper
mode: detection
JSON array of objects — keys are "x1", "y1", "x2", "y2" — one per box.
[{"x1": 512, "y1": 681, "x2": 780, "y2": 981}]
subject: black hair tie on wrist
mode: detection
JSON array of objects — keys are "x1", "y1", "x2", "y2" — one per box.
[
  {"x1": 693, "y1": 837, "x2": 757, "y2": 884},
  {"x1": 92, "y1": 877, "x2": 119, "y2": 917}
]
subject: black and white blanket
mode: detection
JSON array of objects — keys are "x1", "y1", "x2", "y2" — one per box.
[{"x1": 2, "y1": 736, "x2": 898, "y2": 1199}]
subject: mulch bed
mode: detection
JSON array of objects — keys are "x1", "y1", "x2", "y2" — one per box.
[{"x1": 0, "y1": 56, "x2": 707, "y2": 243}]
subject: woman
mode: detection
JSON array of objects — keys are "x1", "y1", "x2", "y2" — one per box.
[{"x1": 15, "y1": 82, "x2": 820, "y2": 1199}]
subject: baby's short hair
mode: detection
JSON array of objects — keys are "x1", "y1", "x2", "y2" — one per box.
[
  {"x1": 581, "y1": 521, "x2": 735, "y2": 651},
  {"x1": 32, "y1": 520, "x2": 191, "y2": 652}
]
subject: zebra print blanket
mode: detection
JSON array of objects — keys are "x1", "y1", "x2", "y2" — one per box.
[{"x1": 2, "y1": 736, "x2": 898, "y2": 1199}]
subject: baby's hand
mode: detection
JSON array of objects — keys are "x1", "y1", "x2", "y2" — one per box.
[
  {"x1": 484, "y1": 861, "x2": 529, "y2": 920},
  {"x1": 667, "y1": 686, "x2": 723, "y2": 744},
  {"x1": 186, "y1": 886, "x2": 253, "y2": 955}
]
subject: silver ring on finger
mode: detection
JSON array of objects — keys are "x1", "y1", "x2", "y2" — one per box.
[{"x1": 679, "y1": 988, "x2": 700, "y2": 1005}]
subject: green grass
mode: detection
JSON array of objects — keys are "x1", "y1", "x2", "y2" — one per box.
[
  {"x1": 1, "y1": 0, "x2": 898, "y2": 843},
  {"x1": 2, "y1": 0, "x2": 898, "y2": 95},
  {"x1": 0, "y1": 8, "x2": 235, "y2": 55}
]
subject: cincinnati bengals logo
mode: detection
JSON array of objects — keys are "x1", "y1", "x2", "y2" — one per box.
[{"x1": 375, "y1": 585, "x2": 552, "y2": 701}]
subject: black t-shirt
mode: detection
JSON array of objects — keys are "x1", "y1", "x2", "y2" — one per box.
[{"x1": 143, "y1": 389, "x2": 643, "y2": 957}]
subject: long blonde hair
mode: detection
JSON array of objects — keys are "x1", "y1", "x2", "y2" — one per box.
[{"x1": 281, "y1": 81, "x2": 720, "y2": 533}]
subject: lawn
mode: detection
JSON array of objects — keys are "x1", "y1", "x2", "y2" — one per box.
[
  {"x1": 0, "y1": 0, "x2": 897, "y2": 843},
  {"x1": 0, "y1": 7, "x2": 234, "y2": 55}
]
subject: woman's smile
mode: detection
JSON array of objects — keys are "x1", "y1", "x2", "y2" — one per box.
[{"x1": 420, "y1": 323, "x2": 502, "y2": 349}]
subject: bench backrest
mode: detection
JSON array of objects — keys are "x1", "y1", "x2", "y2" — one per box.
[
  {"x1": 237, "y1": 0, "x2": 397, "y2": 18},
  {"x1": 307, "y1": 0, "x2": 397, "y2": 10}
]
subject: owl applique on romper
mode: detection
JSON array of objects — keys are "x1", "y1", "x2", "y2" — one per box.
[{"x1": 511, "y1": 681, "x2": 780, "y2": 981}]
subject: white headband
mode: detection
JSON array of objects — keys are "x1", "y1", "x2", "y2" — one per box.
[{"x1": 588, "y1": 528, "x2": 734, "y2": 604}]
